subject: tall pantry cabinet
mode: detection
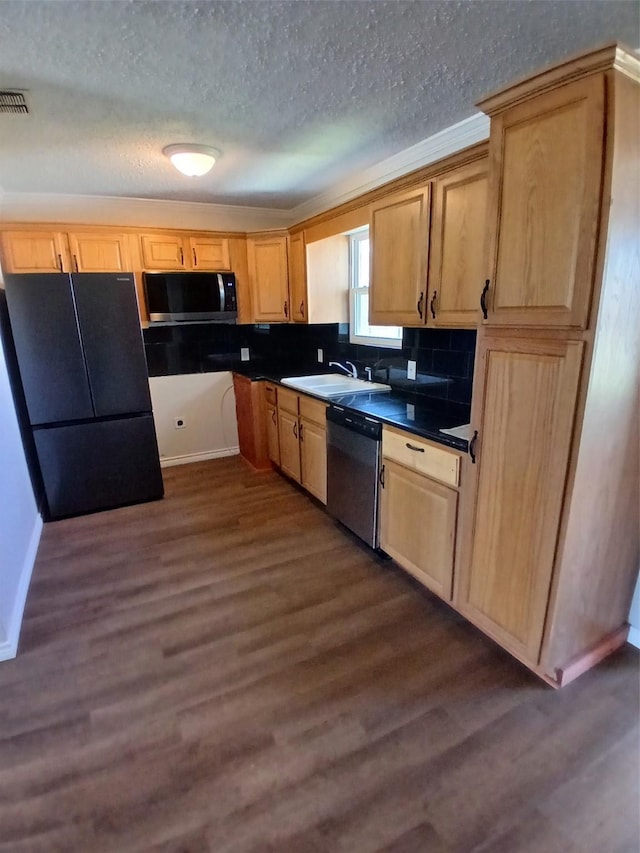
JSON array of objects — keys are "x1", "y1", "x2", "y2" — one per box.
[{"x1": 456, "y1": 45, "x2": 639, "y2": 685}]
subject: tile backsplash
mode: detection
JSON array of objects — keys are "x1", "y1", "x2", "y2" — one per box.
[{"x1": 143, "y1": 322, "x2": 476, "y2": 408}]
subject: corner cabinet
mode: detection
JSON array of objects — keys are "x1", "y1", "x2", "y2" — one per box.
[
  {"x1": 247, "y1": 233, "x2": 290, "y2": 322},
  {"x1": 369, "y1": 184, "x2": 431, "y2": 326},
  {"x1": 288, "y1": 232, "x2": 307, "y2": 322}
]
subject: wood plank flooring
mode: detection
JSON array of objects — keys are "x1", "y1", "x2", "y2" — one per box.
[{"x1": 1, "y1": 457, "x2": 638, "y2": 852}]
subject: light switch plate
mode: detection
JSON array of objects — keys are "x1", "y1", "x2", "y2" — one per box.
[
  {"x1": 240, "y1": 347, "x2": 250, "y2": 362},
  {"x1": 407, "y1": 360, "x2": 417, "y2": 380},
  {"x1": 317, "y1": 348, "x2": 323, "y2": 363}
]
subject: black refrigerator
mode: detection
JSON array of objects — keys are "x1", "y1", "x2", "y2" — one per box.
[{"x1": 3, "y1": 272, "x2": 164, "y2": 520}]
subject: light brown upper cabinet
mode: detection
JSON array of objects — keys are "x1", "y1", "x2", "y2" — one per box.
[
  {"x1": 482, "y1": 75, "x2": 605, "y2": 328},
  {"x1": 1, "y1": 230, "x2": 69, "y2": 273},
  {"x1": 288, "y1": 232, "x2": 307, "y2": 322},
  {"x1": 67, "y1": 231, "x2": 130, "y2": 273},
  {"x1": 456, "y1": 335, "x2": 584, "y2": 665},
  {"x1": 141, "y1": 232, "x2": 231, "y2": 271},
  {"x1": 188, "y1": 236, "x2": 231, "y2": 270},
  {"x1": 369, "y1": 184, "x2": 431, "y2": 327},
  {"x1": 247, "y1": 233, "x2": 290, "y2": 323},
  {"x1": 428, "y1": 160, "x2": 488, "y2": 328}
]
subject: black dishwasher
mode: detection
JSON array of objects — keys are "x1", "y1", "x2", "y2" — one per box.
[{"x1": 326, "y1": 405, "x2": 382, "y2": 548}]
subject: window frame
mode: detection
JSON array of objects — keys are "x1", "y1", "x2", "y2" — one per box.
[{"x1": 348, "y1": 229, "x2": 402, "y2": 349}]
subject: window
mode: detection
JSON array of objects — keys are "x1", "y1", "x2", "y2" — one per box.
[{"x1": 348, "y1": 230, "x2": 402, "y2": 348}]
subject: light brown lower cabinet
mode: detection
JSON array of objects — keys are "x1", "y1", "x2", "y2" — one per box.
[
  {"x1": 379, "y1": 458, "x2": 457, "y2": 601},
  {"x1": 264, "y1": 384, "x2": 280, "y2": 467},
  {"x1": 276, "y1": 388, "x2": 327, "y2": 504},
  {"x1": 455, "y1": 335, "x2": 584, "y2": 670}
]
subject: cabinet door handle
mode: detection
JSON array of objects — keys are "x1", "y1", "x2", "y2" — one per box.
[
  {"x1": 72, "y1": 254, "x2": 79, "y2": 272},
  {"x1": 271, "y1": 410, "x2": 276, "y2": 425},
  {"x1": 57, "y1": 253, "x2": 63, "y2": 272},
  {"x1": 300, "y1": 300, "x2": 305, "y2": 317},
  {"x1": 406, "y1": 442, "x2": 425, "y2": 453},
  {"x1": 379, "y1": 464, "x2": 385, "y2": 488},
  {"x1": 430, "y1": 290, "x2": 437, "y2": 319},
  {"x1": 293, "y1": 421, "x2": 298, "y2": 438},
  {"x1": 469, "y1": 430, "x2": 479, "y2": 464},
  {"x1": 284, "y1": 300, "x2": 289, "y2": 318},
  {"x1": 417, "y1": 291, "x2": 424, "y2": 319},
  {"x1": 192, "y1": 248, "x2": 197, "y2": 266},
  {"x1": 179, "y1": 247, "x2": 184, "y2": 265},
  {"x1": 480, "y1": 280, "x2": 490, "y2": 319},
  {"x1": 299, "y1": 422, "x2": 304, "y2": 441}
]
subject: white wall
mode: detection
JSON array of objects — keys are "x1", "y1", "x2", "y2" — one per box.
[
  {"x1": 149, "y1": 372, "x2": 239, "y2": 467},
  {"x1": 0, "y1": 334, "x2": 42, "y2": 661}
]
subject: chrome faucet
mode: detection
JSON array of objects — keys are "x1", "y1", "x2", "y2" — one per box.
[{"x1": 329, "y1": 360, "x2": 358, "y2": 379}]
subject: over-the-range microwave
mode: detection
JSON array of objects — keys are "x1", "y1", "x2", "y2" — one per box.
[{"x1": 143, "y1": 271, "x2": 238, "y2": 323}]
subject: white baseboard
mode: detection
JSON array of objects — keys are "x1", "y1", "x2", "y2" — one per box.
[
  {"x1": 0, "y1": 513, "x2": 43, "y2": 662},
  {"x1": 627, "y1": 626, "x2": 640, "y2": 650},
  {"x1": 160, "y1": 446, "x2": 239, "y2": 468}
]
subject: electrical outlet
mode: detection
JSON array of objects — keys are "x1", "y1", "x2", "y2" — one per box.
[
  {"x1": 174, "y1": 417, "x2": 186, "y2": 429},
  {"x1": 317, "y1": 348, "x2": 323, "y2": 363},
  {"x1": 407, "y1": 360, "x2": 417, "y2": 381},
  {"x1": 240, "y1": 347, "x2": 250, "y2": 362}
]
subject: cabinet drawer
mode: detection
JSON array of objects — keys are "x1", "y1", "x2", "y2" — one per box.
[
  {"x1": 277, "y1": 387, "x2": 299, "y2": 415},
  {"x1": 264, "y1": 382, "x2": 278, "y2": 406},
  {"x1": 382, "y1": 425, "x2": 460, "y2": 487},
  {"x1": 299, "y1": 394, "x2": 327, "y2": 426}
]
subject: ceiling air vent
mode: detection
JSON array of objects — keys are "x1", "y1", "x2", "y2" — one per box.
[{"x1": 0, "y1": 91, "x2": 29, "y2": 114}]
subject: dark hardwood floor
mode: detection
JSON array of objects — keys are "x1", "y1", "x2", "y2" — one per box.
[{"x1": 1, "y1": 457, "x2": 638, "y2": 852}]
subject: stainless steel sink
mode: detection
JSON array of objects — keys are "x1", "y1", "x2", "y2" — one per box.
[{"x1": 281, "y1": 373, "x2": 391, "y2": 398}]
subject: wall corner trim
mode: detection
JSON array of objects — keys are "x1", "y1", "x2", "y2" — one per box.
[{"x1": 0, "y1": 513, "x2": 43, "y2": 662}]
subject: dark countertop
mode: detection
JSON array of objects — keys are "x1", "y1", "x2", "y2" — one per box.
[{"x1": 233, "y1": 366, "x2": 471, "y2": 453}]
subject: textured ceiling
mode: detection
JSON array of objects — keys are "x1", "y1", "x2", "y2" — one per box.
[{"x1": 0, "y1": 0, "x2": 638, "y2": 210}]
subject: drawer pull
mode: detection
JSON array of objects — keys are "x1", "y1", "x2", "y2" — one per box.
[
  {"x1": 405, "y1": 442, "x2": 425, "y2": 453},
  {"x1": 469, "y1": 430, "x2": 479, "y2": 464},
  {"x1": 480, "y1": 280, "x2": 490, "y2": 319}
]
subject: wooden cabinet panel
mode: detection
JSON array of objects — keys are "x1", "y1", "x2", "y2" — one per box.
[
  {"x1": 369, "y1": 184, "x2": 431, "y2": 327},
  {"x1": 300, "y1": 418, "x2": 327, "y2": 504},
  {"x1": 266, "y1": 403, "x2": 280, "y2": 466},
  {"x1": 485, "y1": 75, "x2": 604, "y2": 328},
  {"x1": 278, "y1": 408, "x2": 301, "y2": 483},
  {"x1": 457, "y1": 336, "x2": 584, "y2": 663},
  {"x1": 247, "y1": 234, "x2": 289, "y2": 322},
  {"x1": 429, "y1": 160, "x2": 487, "y2": 328},
  {"x1": 277, "y1": 387, "x2": 299, "y2": 416},
  {"x1": 288, "y1": 232, "x2": 307, "y2": 322},
  {"x1": 1, "y1": 230, "x2": 68, "y2": 273},
  {"x1": 140, "y1": 234, "x2": 186, "y2": 270},
  {"x1": 189, "y1": 237, "x2": 230, "y2": 270},
  {"x1": 67, "y1": 232, "x2": 130, "y2": 273},
  {"x1": 379, "y1": 459, "x2": 457, "y2": 600},
  {"x1": 382, "y1": 425, "x2": 460, "y2": 487},
  {"x1": 233, "y1": 375, "x2": 270, "y2": 471}
]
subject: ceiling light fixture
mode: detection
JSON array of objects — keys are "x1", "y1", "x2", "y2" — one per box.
[{"x1": 163, "y1": 143, "x2": 219, "y2": 177}]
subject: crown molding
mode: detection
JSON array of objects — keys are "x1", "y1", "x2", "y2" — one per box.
[
  {"x1": 286, "y1": 112, "x2": 490, "y2": 225},
  {"x1": 0, "y1": 192, "x2": 291, "y2": 232},
  {"x1": 0, "y1": 114, "x2": 490, "y2": 231}
]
